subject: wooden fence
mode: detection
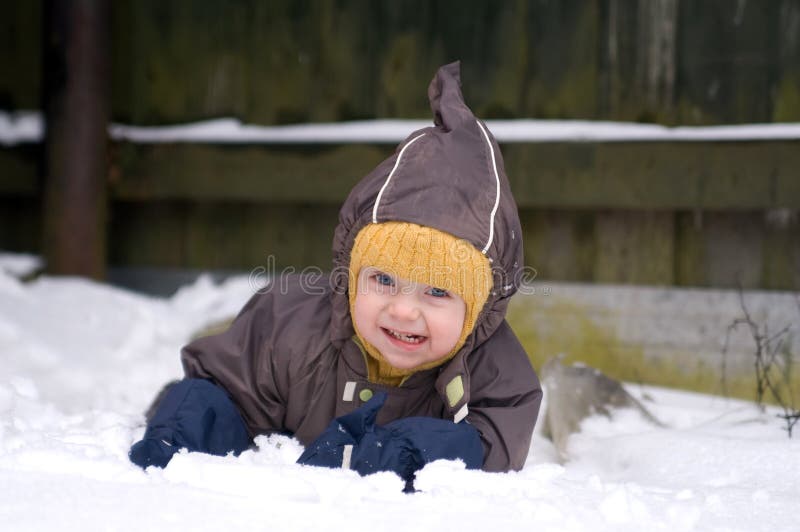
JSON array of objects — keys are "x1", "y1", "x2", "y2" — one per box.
[
  {"x1": 1, "y1": 0, "x2": 800, "y2": 289},
  {"x1": 2, "y1": 136, "x2": 799, "y2": 289}
]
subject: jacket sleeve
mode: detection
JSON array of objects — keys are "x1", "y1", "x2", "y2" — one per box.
[
  {"x1": 181, "y1": 290, "x2": 290, "y2": 437},
  {"x1": 465, "y1": 321, "x2": 543, "y2": 472}
]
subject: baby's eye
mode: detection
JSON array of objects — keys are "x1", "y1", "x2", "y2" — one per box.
[
  {"x1": 374, "y1": 272, "x2": 394, "y2": 286},
  {"x1": 427, "y1": 287, "x2": 448, "y2": 298}
]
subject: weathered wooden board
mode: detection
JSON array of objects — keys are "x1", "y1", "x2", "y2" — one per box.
[
  {"x1": 4, "y1": 1, "x2": 800, "y2": 125},
  {"x1": 0, "y1": 147, "x2": 39, "y2": 196},
  {"x1": 104, "y1": 141, "x2": 800, "y2": 209},
  {"x1": 2, "y1": 139, "x2": 799, "y2": 288}
]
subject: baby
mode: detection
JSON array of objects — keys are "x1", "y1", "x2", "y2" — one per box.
[{"x1": 130, "y1": 62, "x2": 542, "y2": 481}]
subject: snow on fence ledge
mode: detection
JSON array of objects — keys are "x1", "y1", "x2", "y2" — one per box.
[
  {"x1": 3, "y1": 113, "x2": 800, "y2": 292},
  {"x1": 4, "y1": 110, "x2": 800, "y2": 146}
]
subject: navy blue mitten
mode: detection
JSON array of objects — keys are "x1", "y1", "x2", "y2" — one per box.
[
  {"x1": 297, "y1": 392, "x2": 483, "y2": 481},
  {"x1": 129, "y1": 378, "x2": 251, "y2": 469}
]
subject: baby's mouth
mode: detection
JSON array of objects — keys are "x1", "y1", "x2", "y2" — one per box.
[{"x1": 382, "y1": 327, "x2": 426, "y2": 345}]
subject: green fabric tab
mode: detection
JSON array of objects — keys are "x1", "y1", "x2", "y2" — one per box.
[
  {"x1": 359, "y1": 388, "x2": 373, "y2": 402},
  {"x1": 445, "y1": 375, "x2": 464, "y2": 407}
]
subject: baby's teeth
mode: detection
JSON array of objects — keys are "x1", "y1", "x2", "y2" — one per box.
[{"x1": 388, "y1": 329, "x2": 421, "y2": 343}]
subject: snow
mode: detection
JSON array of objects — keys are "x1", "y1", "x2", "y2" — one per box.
[
  {"x1": 108, "y1": 117, "x2": 800, "y2": 144},
  {"x1": 1, "y1": 254, "x2": 798, "y2": 531},
  {"x1": 0, "y1": 252, "x2": 42, "y2": 279},
  {"x1": 3, "y1": 109, "x2": 800, "y2": 146},
  {"x1": 0, "y1": 111, "x2": 43, "y2": 146}
]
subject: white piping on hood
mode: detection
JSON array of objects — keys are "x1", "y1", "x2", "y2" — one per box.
[
  {"x1": 372, "y1": 132, "x2": 427, "y2": 223},
  {"x1": 372, "y1": 122, "x2": 501, "y2": 256},
  {"x1": 475, "y1": 119, "x2": 501, "y2": 254}
]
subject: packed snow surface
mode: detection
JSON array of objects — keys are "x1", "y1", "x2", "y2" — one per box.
[
  {"x1": 1, "y1": 256, "x2": 798, "y2": 531},
  {"x1": 3, "y1": 110, "x2": 800, "y2": 145},
  {"x1": 0, "y1": 252, "x2": 42, "y2": 278}
]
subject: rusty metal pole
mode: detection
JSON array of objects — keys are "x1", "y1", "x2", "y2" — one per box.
[{"x1": 42, "y1": 0, "x2": 109, "y2": 279}]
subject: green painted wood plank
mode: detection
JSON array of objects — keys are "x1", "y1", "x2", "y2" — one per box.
[
  {"x1": 675, "y1": 211, "x2": 767, "y2": 290},
  {"x1": 0, "y1": 1, "x2": 42, "y2": 110},
  {"x1": 3, "y1": 0, "x2": 793, "y2": 126},
  {"x1": 508, "y1": 141, "x2": 800, "y2": 209},
  {"x1": 0, "y1": 197, "x2": 40, "y2": 252},
  {"x1": 110, "y1": 143, "x2": 392, "y2": 203},
  {"x1": 593, "y1": 210, "x2": 675, "y2": 285},
  {"x1": 0, "y1": 147, "x2": 39, "y2": 196},
  {"x1": 674, "y1": 211, "x2": 706, "y2": 288},
  {"x1": 108, "y1": 201, "x2": 187, "y2": 267},
  {"x1": 520, "y1": 209, "x2": 596, "y2": 282},
  {"x1": 762, "y1": 215, "x2": 800, "y2": 291},
  {"x1": 111, "y1": 141, "x2": 800, "y2": 209},
  {"x1": 183, "y1": 202, "x2": 247, "y2": 269},
  {"x1": 7, "y1": 139, "x2": 800, "y2": 211},
  {"x1": 776, "y1": 142, "x2": 800, "y2": 203}
]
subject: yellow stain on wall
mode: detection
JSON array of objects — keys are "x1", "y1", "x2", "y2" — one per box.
[{"x1": 506, "y1": 294, "x2": 799, "y2": 406}]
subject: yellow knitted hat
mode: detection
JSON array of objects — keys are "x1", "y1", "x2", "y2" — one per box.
[{"x1": 348, "y1": 221, "x2": 492, "y2": 385}]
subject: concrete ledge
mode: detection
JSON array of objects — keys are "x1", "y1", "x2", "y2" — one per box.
[{"x1": 508, "y1": 281, "x2": 800, "y2": 401}]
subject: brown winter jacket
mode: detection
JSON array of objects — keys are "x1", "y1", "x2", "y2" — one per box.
[{"x1": 181, "y1": 62, "x2": 542, "y2": 472}]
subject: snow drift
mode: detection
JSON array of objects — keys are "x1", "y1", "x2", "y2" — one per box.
[{"x1": 1, "y1": 254, "x2": 798, "y2": 531}]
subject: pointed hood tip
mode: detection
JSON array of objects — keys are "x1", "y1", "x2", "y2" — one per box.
[
  {"x1": 428, "y1": 61, "x2": 475, "y2": 131},
  {"x1": 440, "y1": 60, "x2": 462, "y2": 83}
]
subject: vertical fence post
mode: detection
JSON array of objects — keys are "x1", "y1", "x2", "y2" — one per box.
[{"x1": 42, "y1": 0, "x2": 109, "y2": 279}]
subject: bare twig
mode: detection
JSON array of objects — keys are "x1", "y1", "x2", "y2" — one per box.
[
  {"x1": 779, "y1": 412, "x2": 800, "y2": 438},
  {"x1": 724, "y1": 288, "x2": 799, "y2": 437}
]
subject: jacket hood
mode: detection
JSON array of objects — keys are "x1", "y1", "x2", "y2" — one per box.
[{"x1": 330, "y1": 61, "x2": 524, "y2": 355}]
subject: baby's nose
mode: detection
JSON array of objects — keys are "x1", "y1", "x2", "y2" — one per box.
[{"x1": 387, "y1": 296, "x2": 421, "y2": 321}]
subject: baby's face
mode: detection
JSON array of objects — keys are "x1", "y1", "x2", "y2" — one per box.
[{"x1": 352, "y1": 266, "x2": 466, "y2": 370}]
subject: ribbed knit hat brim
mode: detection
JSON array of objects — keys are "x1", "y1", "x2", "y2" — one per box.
[{"x1": 348, "y1": 221, "x2": 492, "y2": 384}]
